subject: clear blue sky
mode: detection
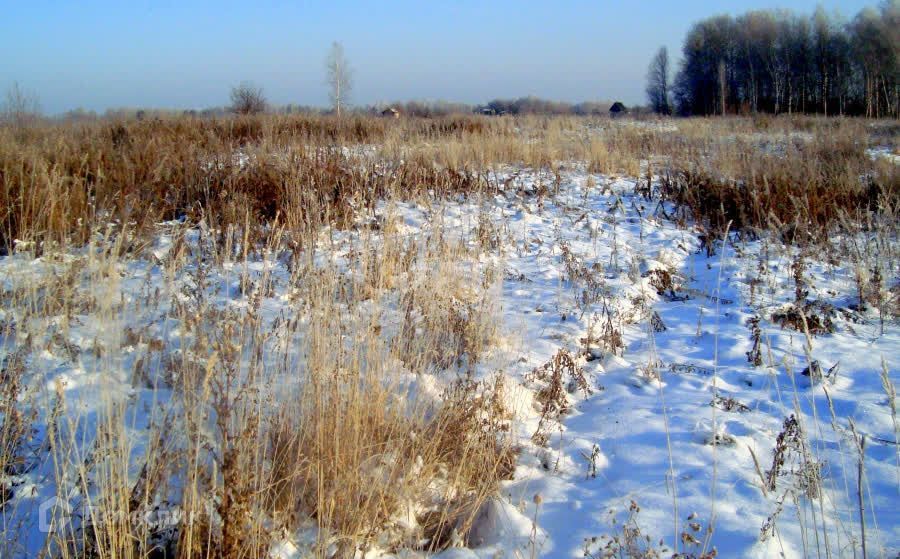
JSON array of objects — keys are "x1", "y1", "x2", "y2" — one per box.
[{"x1": 0, "y1": 0, "x2": 875, "y2": 114}]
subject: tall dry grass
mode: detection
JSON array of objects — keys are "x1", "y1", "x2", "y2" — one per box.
[
  {"x1": 1, "y1": 199, "x2": 513, "y2": 557},
  {"x1": 3, "y1": 113, "x2": 895, "y2": 254},
  {"x1": 1, "y1": 112, "x2": 897, "y2": 557}
]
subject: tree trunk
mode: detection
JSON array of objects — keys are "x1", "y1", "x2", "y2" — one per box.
[{"x1": 719, "y1": 60, "x2": 727, "y2": 116}]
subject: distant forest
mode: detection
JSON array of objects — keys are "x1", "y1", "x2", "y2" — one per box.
[{"x1": 664, "y1": 2, "x2": 898, "y2": 117}]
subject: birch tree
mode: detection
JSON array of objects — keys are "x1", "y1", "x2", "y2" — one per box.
[
  {"x1": 671, "y1": 4, "x2": 897, "y2": 117},
  {"x1": 325, "y1": 41, "x2": 353, "y2": 117}
]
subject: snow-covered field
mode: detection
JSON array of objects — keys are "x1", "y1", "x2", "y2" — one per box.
[{"x1": 1, "y1": 160, "x2": 898, "y2": 558}]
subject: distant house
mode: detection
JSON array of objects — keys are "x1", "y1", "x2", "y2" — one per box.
[
  {"x1": 381, "y1": 107, "x2": 400, "y2": 118},
  {"x1": 609, "y1": 102, "x2": 628, "y2": 117}
]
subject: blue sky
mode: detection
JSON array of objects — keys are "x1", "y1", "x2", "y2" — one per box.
[{"x1": 1, "y1": 0, "x2": 875, "y2": 114}]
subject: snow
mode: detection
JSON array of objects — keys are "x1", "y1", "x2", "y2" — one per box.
[
  {"x1": 867, "y1": 146, "x2": 900, "y2": 165},
  {"x1": 1, "y1": 163, "x2": 897, "y2": 558}
]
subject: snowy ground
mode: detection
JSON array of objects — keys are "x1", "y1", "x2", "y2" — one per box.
[
  {"x1": 1, "y1": 165, "x2": 897, "y2": 558},
  {"x1": 868, "y1": 146, "x2": 900, "y2": 165},
  {"x1": 468, "y1": 170, "x2": 899, "y2": 559},
  {"x1": 383, "y1": 168, "x2": 899, "y2": 559}
]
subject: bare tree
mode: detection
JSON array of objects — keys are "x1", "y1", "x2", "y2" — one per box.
[
  {"x1": 673, "y1": 5, "x2": 896, "y2": 117},
  {"x1": 230, "y1": 81, "x2": 267, "y2": 115},
  {"x1": 325, "y1": 41, "x2": 353, "y2": 117},
  {"x1": 2, "y1": 82, "x2": 41, "y2": 127},
  {"x1": 718, "y1": 59, "x2": 728, "y2": 115},
  {"x1": 645, "y1": 47, "x2": 671, "y2": 115},
  {"x1": 852, "y1": 4, "x2": 898, "y2": 118}
]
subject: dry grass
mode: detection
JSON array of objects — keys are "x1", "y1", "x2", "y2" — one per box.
[
  {"x1": 3, "y1": 114, "x2": 895, "y2": 254},
  {"x1": 0, "y1": 200, "x2": 514, "y2": 557},
  {"x1": 0, "y1": 112, "x2": 897, "y2": 557},
  {"x1": 0, "y1": 115, "x2": 500, "y2": 254},
  {"x1": 658, "y1": 129, "x2": 898, "y2": 245}
]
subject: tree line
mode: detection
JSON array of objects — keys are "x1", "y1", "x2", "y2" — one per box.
[
  {"x1": 475, "y1": 97, "x2": 615, "y2": 116},
  {"x1": 648, "y1": 1, "x2": 898, "y2": 117}
]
